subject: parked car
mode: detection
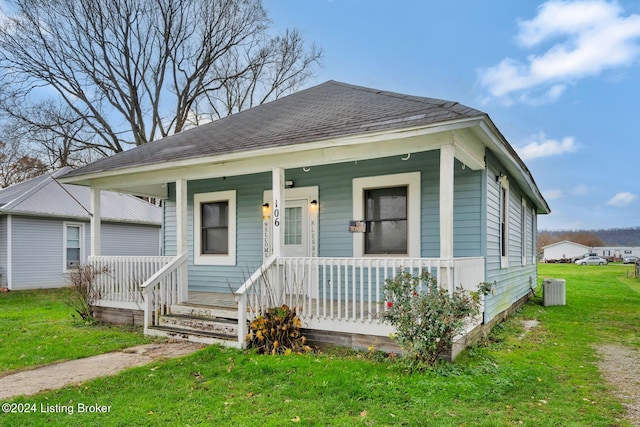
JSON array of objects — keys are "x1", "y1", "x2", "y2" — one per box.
[
  {"x1": 575, "y1": 256, "x2": 608, "y2": 266},
  {"x1": 622, "y1": 255, "x2": 638, "y2": 264}
]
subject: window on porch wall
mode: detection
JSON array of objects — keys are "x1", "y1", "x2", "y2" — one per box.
[
  {"x1": 201, "y1": 201, "x2": 229, "y2": 254},
  {"x1": 364, "y1": 186, "x2": 408, "y2": 254},
  {"x1": 194, "y1": 190, "x2": 236, "y2": 266}
]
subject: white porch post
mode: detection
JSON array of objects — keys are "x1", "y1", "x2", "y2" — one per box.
[
  {"x1": 176, "y1": 179, "x2": 188, "y2": 302},
  {"x1": 440, "y1": 144, "x2": 455, "y2": 292},
  {"x1": 271, "y1": 168, "x2": 285, "y2": 257},
  {"x1": 271, "y1": 168, "x2": 285, "y2": 299},
  {"x1": 90, "y1": 187, "x2": 101, "y2": 257}
]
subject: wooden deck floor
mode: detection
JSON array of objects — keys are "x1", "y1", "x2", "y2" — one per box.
[{"x1": 187, "y1": 291, "x2": 237, "y2": 308}]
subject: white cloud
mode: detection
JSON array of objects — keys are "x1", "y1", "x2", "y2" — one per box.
[
  {"x1": 478, "y1": 0, "x2": 640, "y2": 104},
  {"x1": 544, "y1": 189, "x2": 563, "y2": 200},
  {"x1": 571, "y1": 184, "x2": 589, "y2": 195},
  {"x1": 607, "y1": 192, "x2": 637, "y2": 206},
  {"x1": 516, "y1": 132, "x2": 578, "y2": 160}
]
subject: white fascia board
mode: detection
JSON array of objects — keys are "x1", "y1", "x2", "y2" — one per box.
[
  {"x1": 65, "y1": 117, "x2": 486, "y2": 192},
  {"x1": 478, "y1": 120, "x2": 550, "y2": 215}
]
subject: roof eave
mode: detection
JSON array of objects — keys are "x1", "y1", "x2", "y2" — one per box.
[{"x1": 60, "y1": 116, "x2": 487, "y2": 186}]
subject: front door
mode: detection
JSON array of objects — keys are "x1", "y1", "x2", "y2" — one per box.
[{"x1": 283, "y1": 199, "x2": 309, "y2": 258}]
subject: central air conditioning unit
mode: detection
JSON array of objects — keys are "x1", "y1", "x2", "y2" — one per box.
[{"x1": 543, "y1": 278, "x2": 566, "y2": 306}]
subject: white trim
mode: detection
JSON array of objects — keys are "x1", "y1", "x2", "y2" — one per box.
[
  {"x1": 352, "y1": 172, "x2": 421, "y2": 257},
  {"x1": 90, "y1": 188, "x2": 101, "y2": 257},
  {"x1": 193, "y1": 190, "x2": 236, "y2": 266},
  {"x1": 263, "y1": 186, "x2": 320, "y2": 260},
  {"x1": 63, "y1": 222, "x2": 85, "y2": 272},
  {"x1": 6, "y1": 215, "x2": 12, "y2": 289}
]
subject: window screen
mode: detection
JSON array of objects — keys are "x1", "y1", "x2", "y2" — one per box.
[
  {"x1": 201, "y1": 201, "x2": 229, "y2": 254},
  {"x1": 364, "y1": 186, "x2": 407, "y2": 254}
]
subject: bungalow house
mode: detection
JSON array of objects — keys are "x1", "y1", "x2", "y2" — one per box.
[
  {"x1": 61, "y1": 81, "x2": 550, "y2": 352},
  {"x1": 0, "y1": 167, "x2": 161, "y2": 290}
]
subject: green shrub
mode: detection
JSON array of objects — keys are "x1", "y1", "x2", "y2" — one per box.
[{"x1": 383, "y1": 270, "x2": 487, "y2": 366}]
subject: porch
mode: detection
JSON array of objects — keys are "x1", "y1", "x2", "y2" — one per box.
[{"x1": 89, "y1": 254, "x2": 485, "y2": 349}]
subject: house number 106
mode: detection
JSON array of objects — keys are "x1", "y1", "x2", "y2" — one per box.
[{"x1": 273, "y1": 200, "x2": 280, "y2": 227}]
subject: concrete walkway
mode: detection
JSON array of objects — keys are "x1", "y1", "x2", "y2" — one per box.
[{"x1": 0, "y1": 342, "x2": 205, "y2": 400}]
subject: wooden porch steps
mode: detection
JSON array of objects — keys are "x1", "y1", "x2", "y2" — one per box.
[{"x1": 147, "y1": 303, "x2": 241, "y2": 346}]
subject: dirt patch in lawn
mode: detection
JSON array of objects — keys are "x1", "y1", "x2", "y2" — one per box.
[
  {"x1": 596, "y1": 344, "x2": 640, "y2": 427},
  {"x1": 0, "y1": 341, "x2": 205, "y2": 400}
]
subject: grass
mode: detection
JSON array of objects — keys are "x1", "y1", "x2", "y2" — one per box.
[
  {"x1": 0, "y1": 287, "x2": 155, "y2": 373},
  {"x1": 1, "y1": 264, "x2": 639, "y2": 426}
]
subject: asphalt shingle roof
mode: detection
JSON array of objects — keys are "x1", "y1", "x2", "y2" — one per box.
[{"x1": 65, "y1": 80, "x2": 486, "y2": 177}]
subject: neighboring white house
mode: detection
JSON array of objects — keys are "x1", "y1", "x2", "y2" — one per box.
[
  {"x1": 594, "y1": 246, "x2": 640, "y2": 259},
  {"x1": 542, "y1": 241, "x2": 590, "y2": 262},
  {"x1": 542, "y1": 240, "x2": 640, "y2": 262},
  {"x1": 0, "y1": 167, "x2": 161, "y2": 290}
]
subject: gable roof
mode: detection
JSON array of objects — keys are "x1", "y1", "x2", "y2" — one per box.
[
  {"x1": 64, "y1": 81, "x2": 485, "y2": 177},
  {"x1": 0, "y1": 167, "x2": 161, "y2": 225},
  {"x1": 542, "y1": 240, "x2": 590, "y2": 251},
  {"x1": 62, "y1": 80, "x2": 549, "y2": 214}
]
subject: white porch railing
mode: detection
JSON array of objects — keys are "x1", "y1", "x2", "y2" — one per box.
[
  {"x1": 139, "y1": 253, "x2": 188, "y2": 332},
  {"x1": 89, "y1": 256, "x2": 174, "y2": 309},
  {"x1": 236, "y1": 256, "x2": 485, "y2": 345}
]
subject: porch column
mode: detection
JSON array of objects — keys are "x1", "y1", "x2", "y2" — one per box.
[
  {"x1": 176, "y1": 179, "x2": 188, "y2": 302},
  {"x1": 271, "y1": 168, "x2": 285, "y2": 257},
  {"x1": 90, "y1": 187, "x2": 101, "y2": 257},
  {"x1": 439, "y1": 144, "x2": 455, "y2": 291}
]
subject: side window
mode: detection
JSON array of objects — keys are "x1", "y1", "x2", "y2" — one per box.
[
  {"x1": 499, "y1": 176, "x2": 509, "y2": 268},
  {"x1": 194, "y1": 190, "x2": 236, "y2": 266},
  {"x1": 64, "y1": 223, "x2": 83, "y2": 271}
]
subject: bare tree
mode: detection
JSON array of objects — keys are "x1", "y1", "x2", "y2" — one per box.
[
  {"x1": 0, "y1": 0, "x2": 321, "y2": 158},
  {"x1": 0, "y1": 123, "x2": 49, "y2": 187}
]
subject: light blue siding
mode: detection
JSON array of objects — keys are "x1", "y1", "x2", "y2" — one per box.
[
  {"x1": 11, "y1": 216, "x2": 67, "y2": 289},
  {"x1": 101, "y1": 223, "x2": 160, "y2": 256},
  {"x1": 164, "y1": 150, "x2": 485, "y2": 293},
  {"x1": 483, "y1": 152, "x2": 539, "y2": 322},
  {"x1": 7, "y1": 216, "x2": 160, "y2": 290}
]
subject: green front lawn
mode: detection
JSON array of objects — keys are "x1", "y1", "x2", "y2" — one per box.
[
  {"x1": 0, "y1": 287, "x2": 154, "y2": 373},
  {"x1": 1, "y1": 264, "x2": 639, "y2": 426}
]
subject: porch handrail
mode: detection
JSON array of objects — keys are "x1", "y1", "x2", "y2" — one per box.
[
  {"x1": 89, "y1": 255, "x2": 174, "y2": 307},
  {"x1": 234, "y1": 254, "x2": 278, "y2": 346},
  {"x1": 142, "y1": 253, "x2": 188, "y2": 331}
]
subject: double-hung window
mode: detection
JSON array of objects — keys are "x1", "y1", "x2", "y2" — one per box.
[
  {"x1": 194, "y1": 190, "x2": 236, "y2": 265},
  {"x1": 364, "y1": 186, "x2": 408, "y2": 254},
  {"x1": 353, "y1": 172, "x2": 420, "y2": 257},
  {"x1": 64, "y1": 223, "x2": 83, "y2": 271}
]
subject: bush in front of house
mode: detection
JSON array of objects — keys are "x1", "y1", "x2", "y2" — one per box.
[
  {"x1": 246, "y1": 304, "x2": 313, "y2": 355},
  {"x1": 65, "y1": 264, "x2": 109, "y2": 322},
  {"x1": 383, "y1": 270, "x2": 489, "y2": 367}
]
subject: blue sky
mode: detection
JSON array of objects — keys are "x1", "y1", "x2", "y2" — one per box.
[{"x1": 263, "y1": 0, "x2": 640, "y2": 231}]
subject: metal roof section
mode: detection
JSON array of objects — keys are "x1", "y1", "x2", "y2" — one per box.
[{"x1": 0, "y1": 167, "x2": 161, "y2": 225}]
